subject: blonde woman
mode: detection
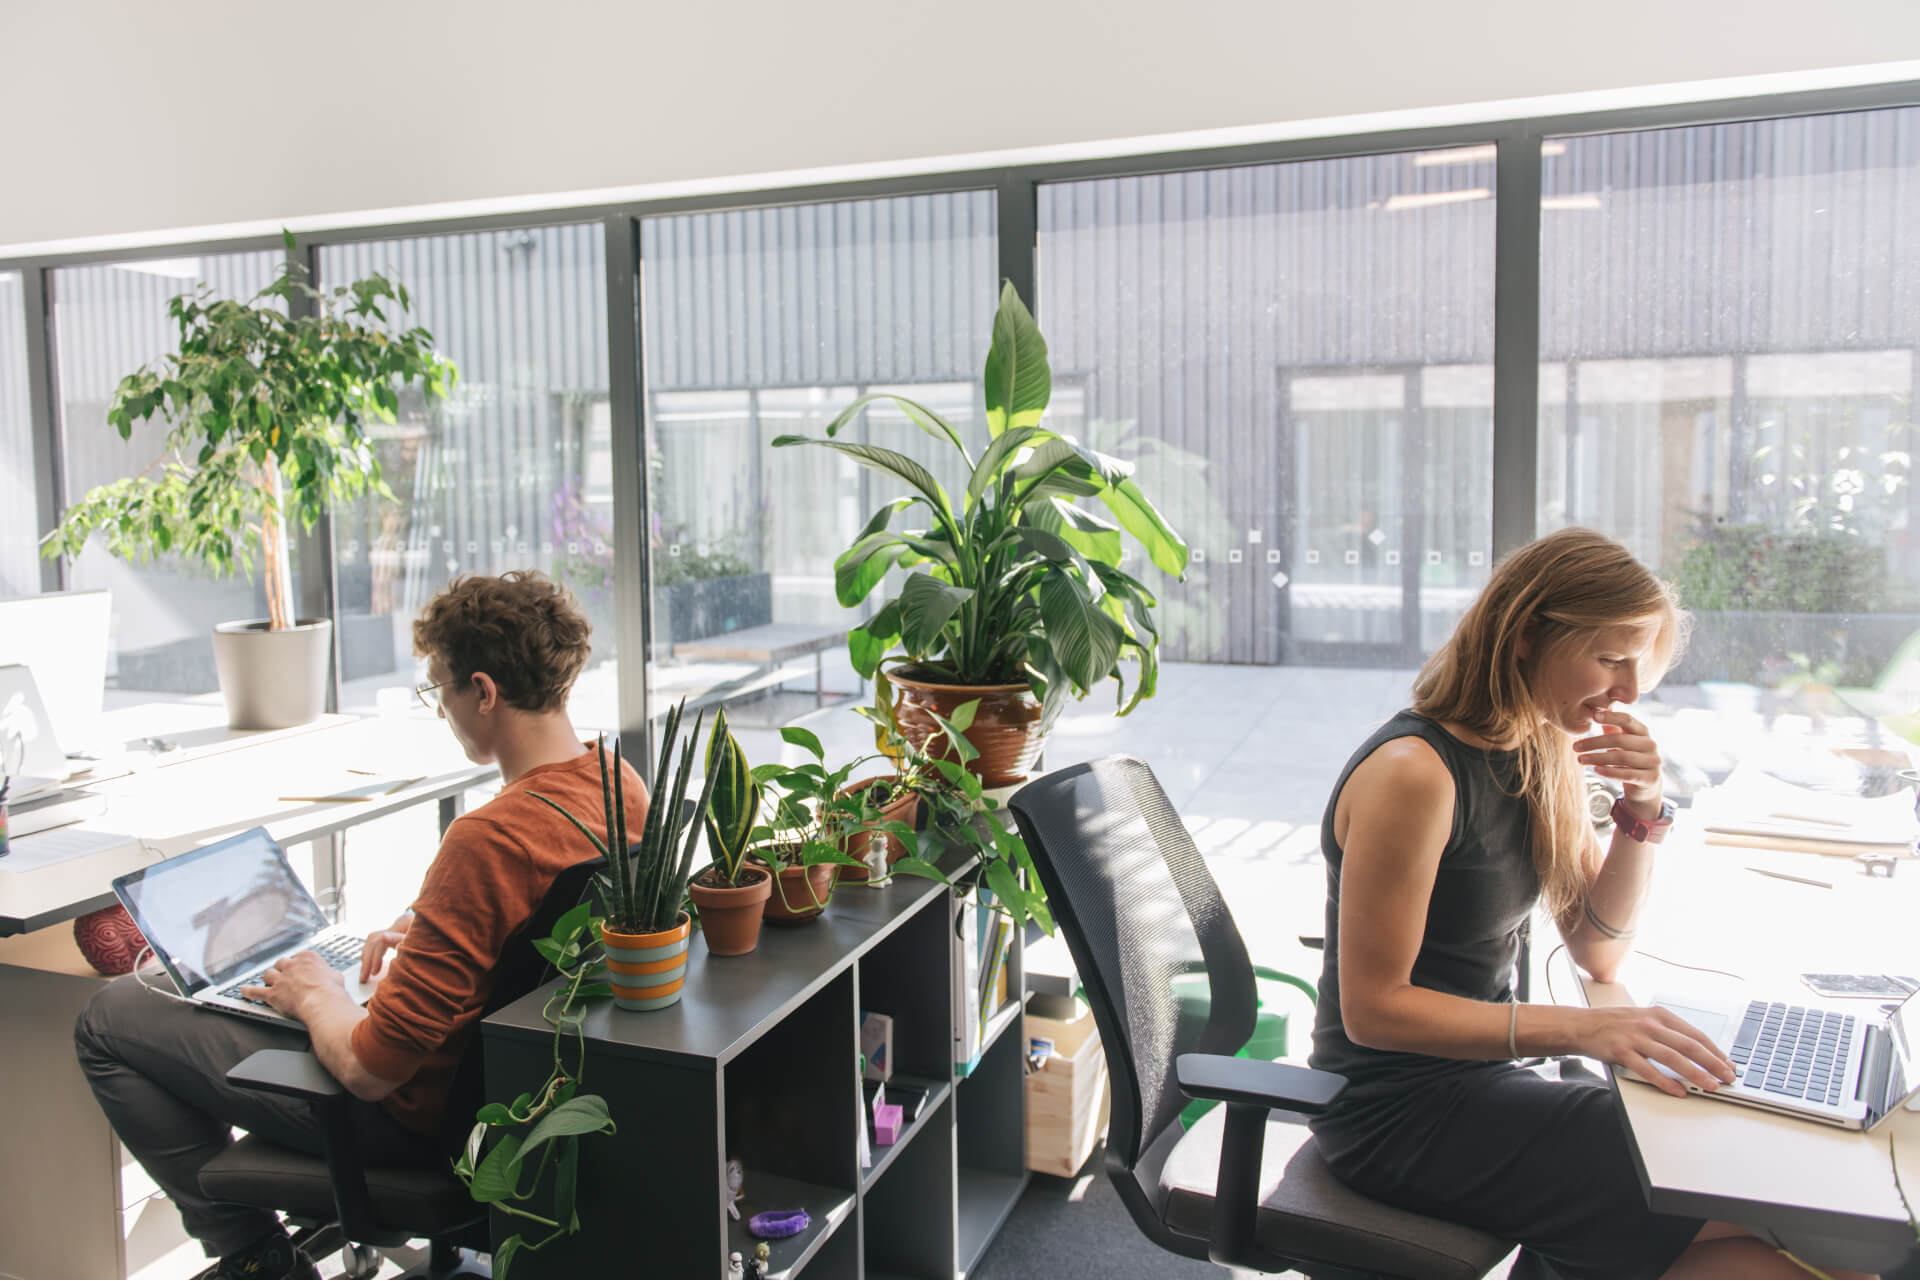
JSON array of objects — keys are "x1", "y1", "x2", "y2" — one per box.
[{"x1": 1308, "y1": 528, "x2": 1865, "y2": 1280}]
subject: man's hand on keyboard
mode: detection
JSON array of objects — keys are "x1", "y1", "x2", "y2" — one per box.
[
  {"x1": 241, "y1": 950, "x2": 350, "y2": 1023},
  {"x1": 360, "y1": 909, "x2": 415, "y2": 983}
]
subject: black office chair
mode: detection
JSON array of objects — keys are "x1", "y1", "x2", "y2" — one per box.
[
  {"x1": 1008, "y1": 756, "x2": 1514, "y2": 1279},
  {"x1": 197, "y1": 856, "x2": 607, "y2": 1278}
]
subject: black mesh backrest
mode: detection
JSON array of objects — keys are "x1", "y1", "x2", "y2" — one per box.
[
  {"x1": 434, "y1": 855, "x2": 605, "y2": 1155},
  {"x1": 1009, "y1": 756, "x2": 1257, "y2": 1173}
]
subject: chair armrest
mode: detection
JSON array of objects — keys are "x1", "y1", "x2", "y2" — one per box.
[
  {"x1": 226, "y1": 1049, "x2": 347, "y2": 1101},
  {"x1": 1176, "y1": 1053, "x2": 1346, "y2": 1116}
]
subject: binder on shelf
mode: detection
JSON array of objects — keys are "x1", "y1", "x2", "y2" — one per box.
[
  {"x1": 978, "y1": 917, "x2": 1011, "y2": 1030},
  {"x1": 952, "y1": 894, "x2": 982, "y2": 1074}
]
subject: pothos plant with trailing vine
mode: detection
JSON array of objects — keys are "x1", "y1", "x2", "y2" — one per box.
[{"x1": 451, "y1": 900, "x2": 614, "y2": 1278}]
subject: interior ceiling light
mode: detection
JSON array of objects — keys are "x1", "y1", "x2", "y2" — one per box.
[
  {"x1": 111, "y1": 257, "x2": 203, "y2": 279},
  {"x1": 1411, "y1": 141, "x2": 1565, "y2": 167},
  {"x1": 1541, "y1": 193, "x2": 1603, "y2": 211},
  {"x1": 1381, "y1": 188, "x2": 1491, "y2": 211}
]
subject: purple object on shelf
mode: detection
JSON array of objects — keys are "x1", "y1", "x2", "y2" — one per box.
[{"x1": 748, "y1": 1209, "x2": 810, "y2": 1239}]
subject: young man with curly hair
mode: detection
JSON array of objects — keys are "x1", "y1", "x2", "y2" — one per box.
[{"x1": 74, "y1": 571, "x2": 647, "y2": 1279}]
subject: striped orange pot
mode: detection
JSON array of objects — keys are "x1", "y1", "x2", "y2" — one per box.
[{"x1": 598, "y1": 913, "x2": 692, "y2": 1011}]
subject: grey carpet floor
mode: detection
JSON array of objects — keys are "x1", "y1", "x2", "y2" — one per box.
[{"x1": 969, "y1": 1142, "x2": 1246, "y2": 1280}]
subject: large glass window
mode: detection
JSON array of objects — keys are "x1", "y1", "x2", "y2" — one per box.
[
  {"x1": 0, "y1": 271, "x2": 35, "y2": 597},
  {"x1": 1038, "y1": 152, "x2": 1499, "y2": 671},
  {"x1": 639, "y1": 193, "x2": 996, "y2": 757},
  {"x1": 53, "y1": 253, "x2": 284, "y2": 700},
  {"x1": 318, "y1": 225, "x2": 613, "y2": 725},
  {"x1": 1540, "y1": 110, "x2": 1920, "y2": 774}
]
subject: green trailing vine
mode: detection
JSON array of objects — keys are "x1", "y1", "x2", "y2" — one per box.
[{"x1": 452, "y1": 900, "x2": 613, "y2": 1278}]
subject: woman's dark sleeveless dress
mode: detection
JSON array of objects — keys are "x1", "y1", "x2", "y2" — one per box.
[{"x1": 1308, "y1": 711, "x2": 1704, "y2": 1278}]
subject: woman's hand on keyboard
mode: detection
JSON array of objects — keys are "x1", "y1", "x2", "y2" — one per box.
[
  {"x1": 1578, "y1": 1004, "x2": 1736, "y2": 1098},
  {"x1": 359, "y1": 910, "x2": 415, "y2": 984}
]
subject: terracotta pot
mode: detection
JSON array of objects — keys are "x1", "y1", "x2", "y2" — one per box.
[
  {"x1": 688, "y1": 864, "x2": 772, "y2": 956},
  {"x1": 889, "y1": 668, "x2": 1046, "y2": 787},
  {"x1": 758, "y1": 857, "x2": 837, "y2": 924},
  {"x1": 598, "y1": 913, "x2": 692, "y2": 1011},
  {"x1": 838, "y1": 776, "x2": 921, "y2": 882}
]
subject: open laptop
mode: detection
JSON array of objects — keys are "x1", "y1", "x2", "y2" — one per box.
[
  {"x1": 112, "y1": 826, "x2": 377, "y2": 1029},
  {"x1": 1633, "y1": 985, "x2": 1920, "y2": 1131},
  {"x1": 0, "y1": 664, "x2": 73, "y2": 799}
]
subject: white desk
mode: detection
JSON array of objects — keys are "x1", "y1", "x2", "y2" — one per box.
[
  {"x1": 1, "y1": 708, "x2": 499, "y2": 935},
  {"x1": 1572, "y1": 835, "x2": 1920, "y2": 1274},
  {"x1": 0, "y1": 706, "x2": 497, "y2": 1280}
]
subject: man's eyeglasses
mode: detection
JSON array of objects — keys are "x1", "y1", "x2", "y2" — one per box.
[{"x1": 414, "y1": 679, "x2": 456, "y2": 713}]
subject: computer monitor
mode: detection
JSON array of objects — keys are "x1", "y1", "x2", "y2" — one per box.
[{"x1": 0, "y1": 589, "x2": 112, "y2": 751}]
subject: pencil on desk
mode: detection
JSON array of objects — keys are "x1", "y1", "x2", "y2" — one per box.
[{"x1": 1745, "y1": 865, "x2": 1834, "y2": 889}]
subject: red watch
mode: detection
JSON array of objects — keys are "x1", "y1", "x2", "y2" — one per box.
[{"x1": 1610, "y1": 795, "x2": 1676, "y2": 843}]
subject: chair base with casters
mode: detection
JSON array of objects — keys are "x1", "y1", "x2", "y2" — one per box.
[{"x1": 1008, "y1": 755, "x2": 1515, "y2": 1279}]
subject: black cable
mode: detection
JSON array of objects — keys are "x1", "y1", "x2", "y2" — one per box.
[{"x1": 1542, "y1": 940, "x2": 1746, "y2": 1007}]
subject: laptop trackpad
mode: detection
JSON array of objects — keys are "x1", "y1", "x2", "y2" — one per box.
[{"x1": 1641, "y1": 1002, "x2": 1730, "y2": 1080}]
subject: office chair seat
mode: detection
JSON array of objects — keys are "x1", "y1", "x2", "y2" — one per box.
[
  {"x1": 1157, "y1": 1106, "x2": 1512, "y2": 1279},
  {"x1": 200, "y1": 1136, "x2": 475, "y2": 1236}
]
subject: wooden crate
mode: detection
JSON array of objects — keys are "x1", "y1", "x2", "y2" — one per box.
[{"x1": 1024, "y1": 1001, "x2": 1111, "y2": 1177}]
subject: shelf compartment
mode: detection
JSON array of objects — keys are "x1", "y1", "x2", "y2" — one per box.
[
  {"x1": 956, "y1": 1166, "x2": 1029, "y2": 1276},
  {"x1": 727, "y1": 1171, "x2": 854, "y2": 1281},
  {"x1": 860, "y1": 1073, "x2": 953, "y2": 1193}
]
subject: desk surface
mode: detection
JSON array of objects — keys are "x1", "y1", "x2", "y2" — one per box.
[
  {"x1": 1572, "y1": 835, "x2": 1920, "y2": 1271},
  {"x1": 672, "y1": 622, "x2": 846, "y2": 663},
  {"x1": 0, "y1": 708, "x2": 497, "y2": 936}
]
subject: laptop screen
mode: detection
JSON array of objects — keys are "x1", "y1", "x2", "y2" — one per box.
[
  {"x1": 1883, "y1": 987, "x2": 1919, "y2": 1118},
  {"x1": 114, "y1": 828, "x2": 328, "y2": 994}
]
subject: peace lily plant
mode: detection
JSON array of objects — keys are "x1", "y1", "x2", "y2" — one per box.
[{"x1": 773, "y1": 282, "x2": 1187, "y2": 739}]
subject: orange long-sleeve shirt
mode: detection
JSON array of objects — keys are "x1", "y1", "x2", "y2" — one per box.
[{"x1": 349, "y1": 743, "x2": 649, "y2": 1134}]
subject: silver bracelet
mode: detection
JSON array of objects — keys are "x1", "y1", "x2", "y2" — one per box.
[{"x1": 1508, "y1": 998, "x2": 1520, "y2": 1059}]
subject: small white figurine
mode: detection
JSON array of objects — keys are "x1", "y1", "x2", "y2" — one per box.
[
  {"x1": 727, "y1": 1250, "x2": 744, "y2": 1279},
  {"x1": 726, "y1": 1157, "x2": 745, "y2": 1221}
]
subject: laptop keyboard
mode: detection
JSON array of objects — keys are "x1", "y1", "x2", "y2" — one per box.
[
  {"x1": 1730, "y1": 1000, "x2": 1856, "y2": 1106},
  {"x1": 217, "y1": 934, "x2": 364, "y2": 1006}
]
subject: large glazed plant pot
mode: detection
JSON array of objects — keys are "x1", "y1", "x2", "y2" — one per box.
[
  {"x1": 211, "y1": 618, "x2": 333, "y2": 731},
  {"x1": 599, "y1": 912, "x2": 692, "y2": 1011},
  {"x1": 757, "y1": 857, "x2": 837, "y2": 925},
  {"x1": 890, "y1": 668, "x2": 1045, "y2": 788},
  {"x1": 688, "y1": 864, "x2": 773, "y2": 956},
  {"x1": 838, "y1": 776, "x2": 921, "y2": 883}
]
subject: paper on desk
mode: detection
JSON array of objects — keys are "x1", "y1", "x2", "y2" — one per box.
[
  {"x1": 279, "y1": 775, "x2": 426, "y2": 804},
  {"x1": 1693, "y1": 764, "x2": 1916, "y2": 848},
  {"x1": 0, "y1": 827, "x2": 138, "y2": 872}
]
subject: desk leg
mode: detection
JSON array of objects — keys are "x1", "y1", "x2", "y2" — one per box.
[
  {"x1": 439, "y1": 793, "x2": 465, "y2": 836},
  {"x1": 309, "y1": 833, "x2": 345, "y2": 911},
  {"x1": 815, "y1": 650, "x2": 825, "y2": 709}
]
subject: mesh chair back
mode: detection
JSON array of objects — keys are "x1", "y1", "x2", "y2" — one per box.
[
  {"x1": 435, "y1": 855, "x2": 606, "y2": 1154},
  {"x1": 1009, "y1": 756, "x2": 1258, "y2": 1172}
]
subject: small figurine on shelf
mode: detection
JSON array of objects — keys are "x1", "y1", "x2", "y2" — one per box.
[
  {"x1": 726, "y1": 1156, "x2": 745, "y2": 1220},
  {"x1": 727, "y1": 1251, "x2": 744, "y2": 1280},
  {"x1": 745, "y1": 1242, "x2": 771, "y2": 1279}
]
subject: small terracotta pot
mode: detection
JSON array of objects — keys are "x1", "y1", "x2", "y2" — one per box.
[
  {"x1": 888, "y1": 668, "x2": 1046, "y2": 787},
  {"x1": 757, "y1": 857, "x2": 837, "y2": 924},
  {"x1": 838, "y1": 776, "x2": 921, "y2": 882},
  {"x1": 598, "y1": 913, "x2": 692, "y2": 1011},
  {"x1": 688, "y1": 864, "x2": 772, "y2": 956}
]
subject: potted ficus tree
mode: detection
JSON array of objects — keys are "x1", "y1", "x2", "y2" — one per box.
[
  {"x1": 41, "y1": 230, "x2": 456, "y2": 730},
  {"x1": 686, "y1": 707, "x2": 775, "y2": 955},
  {"x1": 773, "y1": 281, "x2": 1187, "y2": 786},
  {"x1": 531, "y1": 700, "x2": 720, "y2": 1011}
]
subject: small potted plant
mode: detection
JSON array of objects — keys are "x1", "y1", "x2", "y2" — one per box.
[
  {"x1": 530, "y1": 699, "x2": 720, "y2": 1010},
  {"x1": 42, "y1": 230, "x2": 456, "y2": 730},
  {"x1": 747, "y1": 727, "x2": 869, "y2": 923},
  {"x1": 686, "y1": 707, "x2": 774, "y2": 955},
  {"x1": 772, "y1": 281, "x2": 1187, "y2": 785}
]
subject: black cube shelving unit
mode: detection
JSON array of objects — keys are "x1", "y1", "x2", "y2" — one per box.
[{"x1": 482, "y1": 853, "x2": 1029, "y2": 1278}]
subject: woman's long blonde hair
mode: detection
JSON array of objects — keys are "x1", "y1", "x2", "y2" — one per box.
[{"x1": 1411, "y1": 528, "x2": 1689, "y2": 919}]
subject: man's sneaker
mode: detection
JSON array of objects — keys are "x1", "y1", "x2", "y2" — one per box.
[{"x1": 206, "y1": 1229, "x2": 320, "y2": 1279}]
